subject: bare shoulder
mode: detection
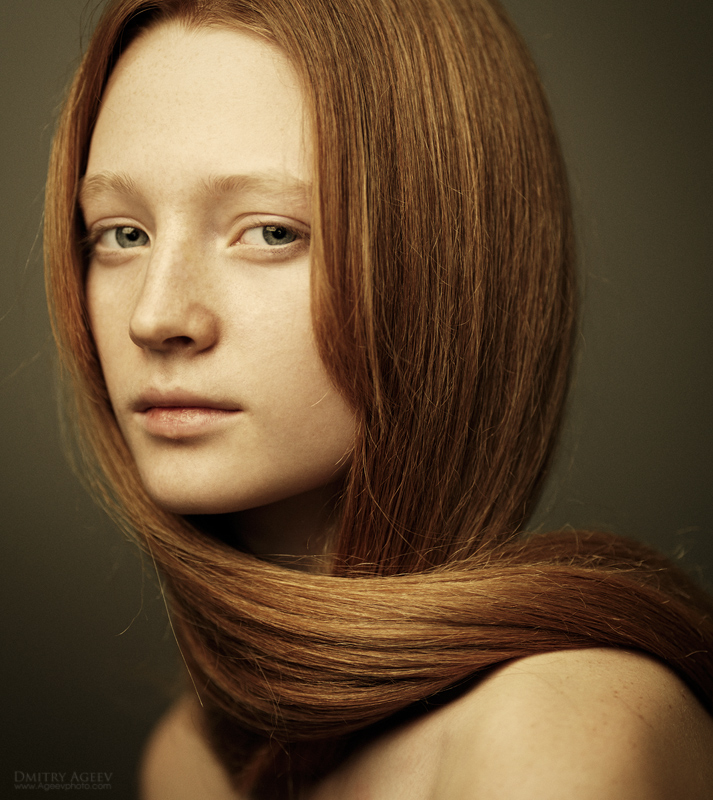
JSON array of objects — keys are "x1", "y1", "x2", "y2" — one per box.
[
  {"x1": 435, "y1": 648, "x2": 713, "y2": 800},
  {"x1": 137, "y1": 651, "x2": 713, "y2": 800},
  {"x1": 139, "y1": 695, "x2": 245, "y2": 800}
]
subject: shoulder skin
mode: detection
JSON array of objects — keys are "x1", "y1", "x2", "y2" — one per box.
[
  {"x1": 434, "y1": 648, "x2": 713, "y2": 800},
  {"x1": 141, "y1": 649, "x2": 713, "y2": 800},
  {"x1": 140, "y1": 695, "x2": 245, "y2": 800}
]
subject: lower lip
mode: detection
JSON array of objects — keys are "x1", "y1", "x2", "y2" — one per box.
[{"x1": 140, "y1": 407, "x2": 241, "y2": 438}]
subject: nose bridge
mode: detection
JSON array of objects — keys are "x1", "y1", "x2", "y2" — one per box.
[{"x1": 129, "y1": 234, "x2": 218, "y2": 352}]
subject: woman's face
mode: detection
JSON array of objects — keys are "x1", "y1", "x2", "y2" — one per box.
[{"x1": 83, "y1": 23, "x2": 355, "y2": 517}]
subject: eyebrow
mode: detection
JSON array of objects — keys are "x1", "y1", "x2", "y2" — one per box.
[
  {"x1": 200, "y1": 173, "x2": 311, "y2": 207},
  {"x1": 77, "y1": 171, "x2": 139, "y2": 209},
  {"x1": 77, "y1": 170, "x2": 312, "y2": 210}
]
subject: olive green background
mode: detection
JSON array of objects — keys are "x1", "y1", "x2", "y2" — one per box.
[{"x1": 2, "y1": 1, "x2": 711, "y2": 796}]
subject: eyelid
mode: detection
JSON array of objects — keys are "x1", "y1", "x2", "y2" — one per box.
[
  {"x1": 81, "y1": 217, "x2": 310, "y2": 258},
  {"x1": 83, "y1": 222, "x2": 150, "y2": 255},
  {"x1": 237, "y1": 216, "x2": 308, "y2": 237},
  {"x1": 232, "y1": 217, "x2": 310, "y2": 254}
]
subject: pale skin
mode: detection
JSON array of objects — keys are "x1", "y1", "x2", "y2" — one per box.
[
  {"x1": 82, "y1": 22, "x2": 713, "y2": 800},
  {"x1": 142, "y1": 649, "x2": 713, "y2": 800},
  {"x1": 83, "y1": 22, "x2": 354, "y2": 561}
]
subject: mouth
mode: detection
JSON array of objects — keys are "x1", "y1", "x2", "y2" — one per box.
[
  {"x1": 133, "y1": 390, "x2": 242, "y2": 414},
  {"x1": 133, "y1": 391, "x2": 242, "y2": 438}
]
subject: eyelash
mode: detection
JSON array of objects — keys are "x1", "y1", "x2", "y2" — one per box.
[
  {"x1": 82, "y1": 221, "x2": 309, "y2": 257},
  {"x1": 235, "y1": 221, "x2": 308, "y2": 252}
]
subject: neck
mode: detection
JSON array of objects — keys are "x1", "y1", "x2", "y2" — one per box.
[{"x1": 187, "y1": 482, "x2": 344, "y2": 571}]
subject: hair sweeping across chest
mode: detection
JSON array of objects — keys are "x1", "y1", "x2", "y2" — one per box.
[{"x1": 45, "y1": 0, "x2": 713, "y2": 796}]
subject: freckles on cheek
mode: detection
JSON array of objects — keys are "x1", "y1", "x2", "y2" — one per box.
[
  {"x1": 86, "y1": 295, "x2": 111, "y2": 359},
  {"x1": 256, "y1": 301, "x2": 318, "y2": 369},
  {"x1": 86, "y1": 267, "x2": 109, "y2": 324},
  {"x1": 85, "y1": 271, "x2": 133, "y2": 382},
  {"x1": 87, "y1": 260, "x2": 138, "y2": 319}
]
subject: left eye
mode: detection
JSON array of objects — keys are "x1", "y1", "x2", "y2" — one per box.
[
  {"x1": 99, "y1": 226, "x2": 150, "y2": 249},
  {"x1": 241, "y1": 225, "x2": 299, "y2": 247}
]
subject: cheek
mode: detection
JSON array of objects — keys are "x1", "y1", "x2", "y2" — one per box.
[
  {"x1": 85, "y1": 268, "x2": 133, "y2": 394},
  {"x1": 243, "y1": 289, "x2": 356, "y2": 466},
  {"x1": 259, "y1": 315, "x2": 355, "y2": 447}
]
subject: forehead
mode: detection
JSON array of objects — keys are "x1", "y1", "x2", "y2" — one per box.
[{"x1": 85, "y1": 22, "x2": 311, "y2": 195}]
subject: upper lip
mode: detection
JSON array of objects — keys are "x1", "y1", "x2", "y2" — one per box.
[{"x1": 132, "y1": 390, "x2": 242, "y2": 413}]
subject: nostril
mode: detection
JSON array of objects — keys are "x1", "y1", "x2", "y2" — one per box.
[
  {"x1": 131, "y1": 333, "x2": 197, "y2": 351},
  {"x1": 168, "y1": 335, "x2": 194, "y2": 347},
  {"x1": 129, "y1": 296, "x2": 219, "y2": 353}
]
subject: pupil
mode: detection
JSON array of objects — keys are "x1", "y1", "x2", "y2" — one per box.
[
  {"x1": 262, "y1": 225, "x2": 296, "y2": 246},
  {"x1": 122, "y1": 227, "x2": 141, "y2": 241},
  {"x1": 266, "y1": 226, "x2": 287, "y2": 240}
]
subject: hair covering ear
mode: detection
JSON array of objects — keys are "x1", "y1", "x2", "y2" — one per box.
[{"x1": 45, "y1": 0, "x2": 713, "y2": 795}]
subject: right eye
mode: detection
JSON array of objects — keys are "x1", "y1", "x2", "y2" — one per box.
[{"x1": 96, "y1": 225, "x2": 150, "y2": 250}]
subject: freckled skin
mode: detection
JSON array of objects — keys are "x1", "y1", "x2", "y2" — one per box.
[
  {"x1": 83, "y1": 25, "x2": 355, "y2": 544},
  {"x1": 85, "y1": 22, "x2": 713, "y2": 800}
]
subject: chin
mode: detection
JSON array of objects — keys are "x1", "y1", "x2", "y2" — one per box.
[
  {"x1": 148, "y1": 487, "x2": 255, "y2": 516},
  {"x1": 140, "y1": 475, "x2": 307, "y2": 517},
  {"x1": 137, "y1": 472, "x2": 239, "y2": 516},
  {"x1": 155, "y1": 497, "x2": 236, "y2": 516},
  {"x1": 134, "y1": 454, "x2": 352, "y2": 518}
]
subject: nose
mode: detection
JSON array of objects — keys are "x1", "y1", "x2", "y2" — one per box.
[{"x1": 129, "y1": 243, "x2": 219, "y2": 353}]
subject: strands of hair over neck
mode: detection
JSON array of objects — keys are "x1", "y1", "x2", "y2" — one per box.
[{"x1": 45, "y1": 0, "x2": 713, "y2": 796}]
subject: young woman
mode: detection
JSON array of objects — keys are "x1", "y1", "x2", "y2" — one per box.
[{"x1": 45, "y1": 0, "x2": 713, "y2": 797}]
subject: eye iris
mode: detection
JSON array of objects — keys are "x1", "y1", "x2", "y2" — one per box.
[
  {"x1": 116, "y1": 226, "x2": 147, "y2": 248},
  {"x1": 263, "y1": 225, "x2": 296, "y2": 246}
]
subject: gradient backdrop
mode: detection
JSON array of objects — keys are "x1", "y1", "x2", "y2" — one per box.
[{"x1": 2, "y1": 1, "x2": 711, "y2": 796}]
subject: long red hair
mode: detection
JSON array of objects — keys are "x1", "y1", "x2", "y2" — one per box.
[{"x1": 45, "y1": 0, "x2": 713, "y2": 795}]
